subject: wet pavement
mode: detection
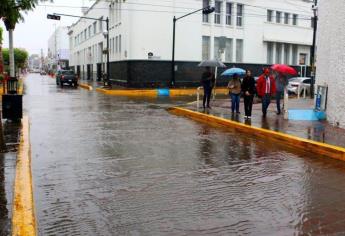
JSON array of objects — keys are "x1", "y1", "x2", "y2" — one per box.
[
  {"x1": 0, "y1": 122, "x2": 21, "y2": 236},
  {"x1": 22, "y1": 74, "x2": 345, "y2": 235},
  {"x1": 181, "y1": 98, "x2": 345, "y2": 148}
]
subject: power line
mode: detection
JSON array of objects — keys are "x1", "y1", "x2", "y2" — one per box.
[{"x1": 39, "y1": 4, "x2": 313, "y2": 21}]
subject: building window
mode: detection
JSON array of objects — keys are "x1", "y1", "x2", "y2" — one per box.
[
  {"x1": 99, "y1": 17, "x2": 103, "y2": 32},
  {"x1": 93, "y1": 22, "x2": 97, "y2": 34},
  {"x1": 116, "y1": 36, "x2": 119, "y2": 53},
  {"x1": 284, "y1": 13, "x2": 289, "y2": 24},
  {"x1": 284, "y1": 44, "x2": 290, "y2": 64},
  {"x1": 292, "y1": 45, "x2": 298, "y2": 65},
  {"x1": 236, "y1": 4, "x2": 243, "y2": 27},
  {"x1": 119, "y1": 35, "x2": 122, "y2": 53},
  {"x1": 267, "y1": 42, "x2": 274, "y2": 64},
  {"x1": 225, "y1": 38, "x2": 233, "y2": 62},
  {"x1": 202, "y1": 36, "x2": 210, "y2": 60},
  {"x1": 311, "y1": 17, "x2": 315, "y2": 28},
  {"x1": 293, "y1": 14, "x2": 298, "y2": 25},
  {"x1": 236, "y1": 39, "x2": 243, "y2": 62},
  {"x1": 202, "y1": 0, "x2": 210, "y2": 23},
  {"x1": 226, "y1": 3, "x2": 232, "y2": 25},
  {"x1": 84, "y1": 29, "x2": 87, "y2": 40},
  {"x1": 214, "y1": 37, "x2": 221, "y2": 60},
  {"x1": 214, "y1": 1, "x2": 221, "y2": 24},
  {"x1": 299, "y1": 53, "x2": 307, "y2": 65},
  {"x1": 276, "y1": 43, "x2": 282, "y2": 63},
  {"x1": 267, "y1": 10, "x2": 273, "y2": 22},
  {"x1": 276, "y1": 11, "x2": 281, "y2": 23},
  {"x1": 88, "y1": 25, "x2": 92, "y2": 38}
]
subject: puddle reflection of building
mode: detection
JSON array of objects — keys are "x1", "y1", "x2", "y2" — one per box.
[
  {"x1": 198, "y1": 125, "x2": 215, "y2": 167},
  {"x1": 0, "y1": 153, "x2": 9, "y2": 235}
]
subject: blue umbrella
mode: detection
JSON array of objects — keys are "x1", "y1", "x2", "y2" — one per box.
[{"x1": 221, "y1": 68, "x2": 246, "y2": 77}]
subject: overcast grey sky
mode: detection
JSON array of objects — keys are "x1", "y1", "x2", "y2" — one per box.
[{"x1": 1, "y1": 0, "x2": 94, "y2": 55}]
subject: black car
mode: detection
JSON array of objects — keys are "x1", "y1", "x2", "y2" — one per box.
[{"x1": 56, "y1": 70, "x2": 78, "y2": 87}]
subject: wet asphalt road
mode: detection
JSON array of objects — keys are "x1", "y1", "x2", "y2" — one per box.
[{"x1": 23, "y1": 73, "x2": 345, "y2": 235}]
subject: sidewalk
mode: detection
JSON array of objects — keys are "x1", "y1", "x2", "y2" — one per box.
[{"x1": 177, "y1": 97, "x2": 345, "y2": 149}]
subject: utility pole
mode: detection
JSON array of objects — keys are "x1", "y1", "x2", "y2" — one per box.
[
  {"x1": 310, "y1": 0, "x2": 318, "y2": 99},
  {"x1": 171, "y1": 6, "x2": 215, "y2": 87}
]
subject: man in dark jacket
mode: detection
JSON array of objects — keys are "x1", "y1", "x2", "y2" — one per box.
[
  {"x1": 201, "y1": 67, "x2": 215, "y2": 109},
  {"x1": 241, "y1": 70, "x2": 256, "y2": 119}
]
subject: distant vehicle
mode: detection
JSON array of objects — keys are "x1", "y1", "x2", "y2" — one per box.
[
  {"x1": 32, "y1": 68, "x2": 40, "y2": 73},
  {"x1": 287, "y1": 77, "x2": 311, "y2": 95},
  {"x1": 40, "y1": 70, "x2": 47, "y2": 75},
  {"x1": 56, "y1": 70, "x2": 78, "y2": 88}
]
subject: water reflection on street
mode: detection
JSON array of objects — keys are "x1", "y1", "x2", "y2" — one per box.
[{"x1": 24, "y1": 74, "x2": 345, "y2": 235}]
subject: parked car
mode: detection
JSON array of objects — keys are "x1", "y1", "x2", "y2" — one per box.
[
  {"x1": 287, "y1": 77, "x2": 311, "y2": 95},
  {"x1": 56, "y1": 70, "x2": 78, "y2": 87},
  {"x1": 40, "y1": 70, "x2": 47, "y2": 75}
]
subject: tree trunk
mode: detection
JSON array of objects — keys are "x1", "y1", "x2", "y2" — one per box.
[{"x1": 9, "y1": 29, "x2": 15, "y2": 77}]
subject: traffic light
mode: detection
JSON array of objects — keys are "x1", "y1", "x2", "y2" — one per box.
[
  {"x1": 47, "y1": 14, "x2": 61, "y2": 20},
  {"x1": 202, "y1": 6, "x2": 215, "y2": 15}
]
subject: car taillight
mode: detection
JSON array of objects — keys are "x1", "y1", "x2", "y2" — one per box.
[{"x1": 61, "y1": 75, "x2": 64, "y2": 79}]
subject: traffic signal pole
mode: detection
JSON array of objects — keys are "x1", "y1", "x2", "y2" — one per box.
[{"x1": 171, "y1": 6, "x2": 215, "y2": 87}]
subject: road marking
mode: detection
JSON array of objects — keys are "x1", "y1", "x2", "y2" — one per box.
[
  {"x1": 168, "y1": 107, "x2": 345, "y2": 161},
  {"x1": 79, "y1": 83, "x2": 93, "y2": 90},
  {"x1": 12, "y1": 116, "x2": 37, "y2": 236}
]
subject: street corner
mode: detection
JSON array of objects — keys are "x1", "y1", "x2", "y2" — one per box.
[{"x1": 79, "y1": 83, "x2": 93, "y2": 91}]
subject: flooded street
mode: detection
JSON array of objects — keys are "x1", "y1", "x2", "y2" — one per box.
[{"x1": 24, "y1": 74, "x2": 345, "y2": 235}]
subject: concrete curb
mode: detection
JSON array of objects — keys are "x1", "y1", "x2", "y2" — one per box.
[
  {"x1": 168, "y1": 107, "x2": 345, "y2": 161},
  {"x1": 12, "y1": 116, "x2": 37, "y2": 236},
  {"x1": 79, "y1": 83, "x2": 93, "y2": 91},
  {"x1": 96, "y1": 87, "x2": 229, "y2": 97}
]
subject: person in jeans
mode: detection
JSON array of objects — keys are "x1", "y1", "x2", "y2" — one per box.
[
  {"x1": 227, "y1": 73, "x2": 242, "y2": 114},
  {"x1": 200, "y1": 67, "x2": 215, "y2": 109},
  {"x1": 275, "y1": 72, "x2": 286, "y2": 115},
  {"x1": 241, "y1": 70, "x2": 256, "y2": 119},
  {"x1": 256, "y1": 68, "x2": 276, "y2": 117}
]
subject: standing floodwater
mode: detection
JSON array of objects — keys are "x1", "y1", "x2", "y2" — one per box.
[{"x1": 24, "y1": 74, "x2": 345, "y2": 235}]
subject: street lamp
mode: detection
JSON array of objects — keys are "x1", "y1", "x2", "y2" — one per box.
[
  {"x1": 171, "y1": 6, "x2": 215, "y2": 87},
  {"x1": 47, "y1": 13, "x2": 110, "y2": 85},
  {"x1": 310, "y1": 1, "x2": 318, "y2": 99}
]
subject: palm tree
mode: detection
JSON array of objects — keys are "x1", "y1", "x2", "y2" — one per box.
[{"x1": 1, "y1": 0, "x2": 52, "y2": 77}]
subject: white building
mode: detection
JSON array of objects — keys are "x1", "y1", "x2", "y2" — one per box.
[
  {"x1": 316, "y1": 0, "x2": 345, "y2": 128},
  {"x1": 48, "y1": 26, "x2": 70, "y2": 70},
  {"x1": 69, "y1": 0, "x2": 314, "y2": 83}
]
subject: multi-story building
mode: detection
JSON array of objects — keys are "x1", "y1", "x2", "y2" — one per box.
[
  {"x1": 48, "y1": 26, "x2": 70, "y2": 71},
  {"x1": 316, "y1": 0, "x2": 345, "y2": 128},
  {"x1": 69, "y1": 0, "x2": 313, "y2": 86}
]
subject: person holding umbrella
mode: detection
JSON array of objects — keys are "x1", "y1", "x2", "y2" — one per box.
[
  {"x1": 227, "y1": 73, "x2": 242, "y2": 114},
  {"x1": 256, "y1": 68, "x2": 276, "y2": 118},
  {"x1": 241, "y1": 70, "x2": 256, "y2": 119},
  {"x1": 275, "y1": 72, "x2": 287, "y2": 115},
  {"x1": 200, "y1": 66, "x2": 215, "y2": 109}
]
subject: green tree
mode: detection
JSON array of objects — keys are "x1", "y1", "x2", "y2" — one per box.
[
  {"x1": 2, "y1": 48, "x2": 28, "y2": 69},
  {"x1": 0, "y1": 27, "x2": 2, "y2": 45},
  {"x1": 0, "y1": 0, "x2": 52, "y2": 77}
]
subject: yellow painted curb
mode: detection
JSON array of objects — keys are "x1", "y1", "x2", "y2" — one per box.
[
  {"x1": 96, "y1": 88, "x2": 157, "y2": 97},
  {"x1": 96, "y1": 87, "x2": 229, "y2": 97},
  {"x1": 12, "y1": 116, "x2": 37, "y2": 236},
  {"x1": 79, "y1": 83, "x2": 93, "y2": 91},
  {"x1": 168, "y1": 107, "x2": 345, "y2": 161}
]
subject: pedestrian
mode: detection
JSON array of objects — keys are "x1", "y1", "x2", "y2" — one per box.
[
  {"x1": 200, "y1": 67, "x2": 215, "y2": 109},
  {"x1": 227, "y1": 73, "x2": 242, "y2": 114},
  {"x1": 241, "y1": 70, "x2": 256, "y2": 119},
  {"x1": 275, "y1": 72, "x2": 286, "y2": 115},
  {"x1": 256, "y1": 68, "x2": 276, "y2": 117}
]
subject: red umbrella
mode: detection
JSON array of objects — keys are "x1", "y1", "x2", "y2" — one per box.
[{"x1": 271, "y1": 64, "x2": 297, "y2": 76}]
